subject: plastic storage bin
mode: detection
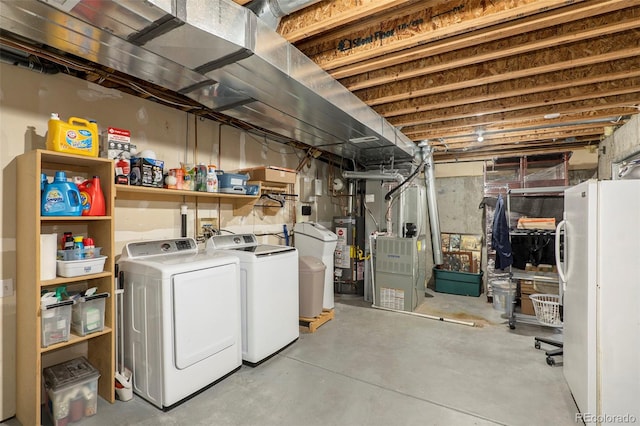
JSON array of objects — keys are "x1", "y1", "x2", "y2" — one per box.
[
  {"x1": 298, "y1": 256, "x2": 326, "y2": 318},
  {"x1": 41, "y1": 300, "x2": 73, "y2": 348},
  {"x1": 433, "y1": 267, "x2": 483, "y2": 297},
  {"x1": 71, "y1": 293, "x2": 109, "y2": 336},
  {"x1": 217, "y1": 171, "x2": 249, "y2": 194},
  {"x1": 57, "y1": 247, "x2": 102, "y2": 261},
  {"x1": 56, "y1": 255, "x2": 107, "y2": 278},
  {"x1": 43, "y1": 357, "x2": 100, "y2": 426}
]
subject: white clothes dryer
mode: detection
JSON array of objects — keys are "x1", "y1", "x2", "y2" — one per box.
[
  {"x1": 118, "y1": 238, "x2": 241, "y2": 410},
  {"x1": 206, "y1": 234, "x2": 298, "y2": 365}
]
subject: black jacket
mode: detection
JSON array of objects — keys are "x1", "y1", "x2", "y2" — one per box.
[{"x1": 492, "y1": 194, "x2": 513, "y2": 270}]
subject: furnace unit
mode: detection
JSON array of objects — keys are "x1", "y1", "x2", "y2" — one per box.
[{"x1": 375, "y1": 235, "x2": 427, "y2": 312}]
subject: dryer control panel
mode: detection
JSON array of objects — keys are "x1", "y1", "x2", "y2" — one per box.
[{"x1": 123, "y1": 238, "x2": 198, "y2": 258}]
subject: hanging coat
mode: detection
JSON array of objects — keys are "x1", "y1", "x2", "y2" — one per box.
[{"x1": 492, "y1": 194, "x2": 513, "y2": 270}]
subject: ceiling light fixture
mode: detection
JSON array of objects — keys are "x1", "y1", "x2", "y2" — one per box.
[
  {"x1": 476, "y1": 130, "x2": 484, "y2": 142},
  {"x1": 544, "y1": 112, "x2": 561, "y2": 119}
]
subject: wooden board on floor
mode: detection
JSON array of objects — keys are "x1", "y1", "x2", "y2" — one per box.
[{"x1": 299, "y1": 309, "x2": 334, "y2": 333}]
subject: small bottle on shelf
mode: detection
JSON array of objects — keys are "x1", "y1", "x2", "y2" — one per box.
[
  {"x1": 62, "y1": 232, "x2": 74, "y2": 250},
  {"x1": 73, "y1": 236, "x2": 85, "y2": 258}
]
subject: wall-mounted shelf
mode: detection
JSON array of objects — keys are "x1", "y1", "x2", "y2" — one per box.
[{"x1": 115, "y1": 184, "x2": 260, "y2": 212}]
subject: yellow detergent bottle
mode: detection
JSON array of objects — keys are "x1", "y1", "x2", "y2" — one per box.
[{"x1": 46, "y1": 113, "x2": 99, "y2": 157}]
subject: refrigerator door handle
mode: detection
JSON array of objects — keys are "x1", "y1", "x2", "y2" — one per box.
[{"x1": 555, "y1": 219, "x2": 567, "y2": 292}]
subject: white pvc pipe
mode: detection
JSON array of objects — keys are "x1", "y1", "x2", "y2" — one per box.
[
  {"x1": 369, "y1": 233, "x2": 377, "y2": 306},
  {"x1": 342, "y1": 171, "x2": 403, "y2": 182},
  {"x1": 371, "y1": 305, "x2": 476, "y2": 327}
]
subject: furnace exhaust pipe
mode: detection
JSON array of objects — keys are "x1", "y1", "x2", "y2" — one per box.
[{"x1": 420, "y1": 143, "x2": 443, "y2": 265}]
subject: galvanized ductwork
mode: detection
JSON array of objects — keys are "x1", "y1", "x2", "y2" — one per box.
[
  {"x1": 0, "y1": 0, "x2": 415, "y2": 166},
  {"x1": 421, "y1": 144, "x2": 443, "y2": 265},
  {"x1": 247, "y1": 0, "x2": 322, "y2": 29}
]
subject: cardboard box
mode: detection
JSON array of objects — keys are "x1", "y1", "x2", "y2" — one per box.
[
  {"x1": 519, "y1": 279, "x2": 535, "y2": 295},
  {"x1": 101, "y1": 127, "x2": 132, "y2": 184},
  {"x1": 130, "y1": 157, "x2": 164, "y2": 188},
  {"x1": 238, "y1": 166, "x2": 297, "y2": 185},
  {"x1": 521, "y1": 294, "x2": 535, "y2": 316}
]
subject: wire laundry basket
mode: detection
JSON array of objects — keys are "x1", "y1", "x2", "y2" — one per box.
[{"x1": 530, "y1": 294, "x2": 562, "y2": 327}]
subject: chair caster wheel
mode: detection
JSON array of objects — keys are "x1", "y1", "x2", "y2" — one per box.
[
  {"x1": 546, "y1": 356, "x2": 555, "y2": 366},
  {"x1": 535, "y1": 341, "x2": 541, "y2": 350}
]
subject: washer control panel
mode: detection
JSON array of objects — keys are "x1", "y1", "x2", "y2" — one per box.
[{"x1": 207, "y1": 234, "x2": 257, "y2": 250}]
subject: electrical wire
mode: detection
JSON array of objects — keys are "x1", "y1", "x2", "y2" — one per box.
[
  {"x1": 384, "y1": 161, "x2": 424, "y2": 201},
  {"x1": 384, "y1": 169, "x2": 422, "y2": 230},
  {"x1": 362, "y1": 196, "x2": 379, "y2": 232},
  {"x1": 127, "y1": 82, "x2": 205, "y2": 109}
]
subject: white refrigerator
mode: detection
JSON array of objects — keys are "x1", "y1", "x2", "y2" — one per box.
[{"x1": 558, "y1": 179, "x2": 640, "y2": 424}]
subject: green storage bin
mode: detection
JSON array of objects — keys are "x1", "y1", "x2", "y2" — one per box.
[{"x1": 434, "y1": 267, "x2": 483, "y2": 297}]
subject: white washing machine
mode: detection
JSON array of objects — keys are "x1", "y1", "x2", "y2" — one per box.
[
  {"x1": 293, "y1": 222, "x2": 338, "y2": 309},
  {"x1": 206, "y1": 234, "x2": 298, "y2": 365},
  {"x1": 118, "y1": 238, "x2": 242, "y2": 409}
]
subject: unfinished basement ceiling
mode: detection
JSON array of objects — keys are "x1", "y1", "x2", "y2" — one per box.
[
  {"x1": 268, "y1": 0, "x2": 640, "y2": 162},
  {"x1": 1, "y1": 0, "x2": 638, "y2": 165}
]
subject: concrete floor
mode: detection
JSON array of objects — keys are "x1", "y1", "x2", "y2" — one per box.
[{"x1": 8, "y1": 293, "x2": 578, "y2": 426}]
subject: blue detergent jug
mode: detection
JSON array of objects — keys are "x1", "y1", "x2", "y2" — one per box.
[{"x1": 41, "y1": 171, "x2": 85, "y2": 216}]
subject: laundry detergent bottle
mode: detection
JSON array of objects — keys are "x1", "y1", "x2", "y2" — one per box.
[
  {"x1": 46, "y1": 114, "x2": 99, "y2": 157},
  {"x1": 41, "y1": 171, "x2": 84, "y2": 216},
  {"x1": 78, "y1": 176, "x2": 106, "y2": 216}
]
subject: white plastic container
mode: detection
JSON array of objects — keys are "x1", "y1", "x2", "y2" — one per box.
[
  {"x1": 41, "y1": 300, "x2": 73, "y2": 348},
  {"x1": 43, "y1": 357, "x2": 100, "y2": 425},
  {"x1": 56, "y1": 255, "x2": 106, "y2": 277},
  {"x1": 71, "y1": 293, "x2": 108, "y2": 336}
]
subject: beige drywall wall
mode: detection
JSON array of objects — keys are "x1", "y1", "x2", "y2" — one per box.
[{"x1": 0, "y1": 63, "x2": 342, "y2": 420}]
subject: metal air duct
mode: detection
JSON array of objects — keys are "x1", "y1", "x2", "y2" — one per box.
[
  {"x1": 0, "y1": 0, "x2": 415, "y2": 166},
  {"x1": 421, "y1": 144, "x2": 443, "y2": 265},
  {"x1": 247, "y1": 0, "x2": 322, "y2": 29}
]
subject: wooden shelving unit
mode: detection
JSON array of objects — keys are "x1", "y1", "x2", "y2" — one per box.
[{"x1": 16, "y1": 150, "x2": 115, "y2": 426}]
